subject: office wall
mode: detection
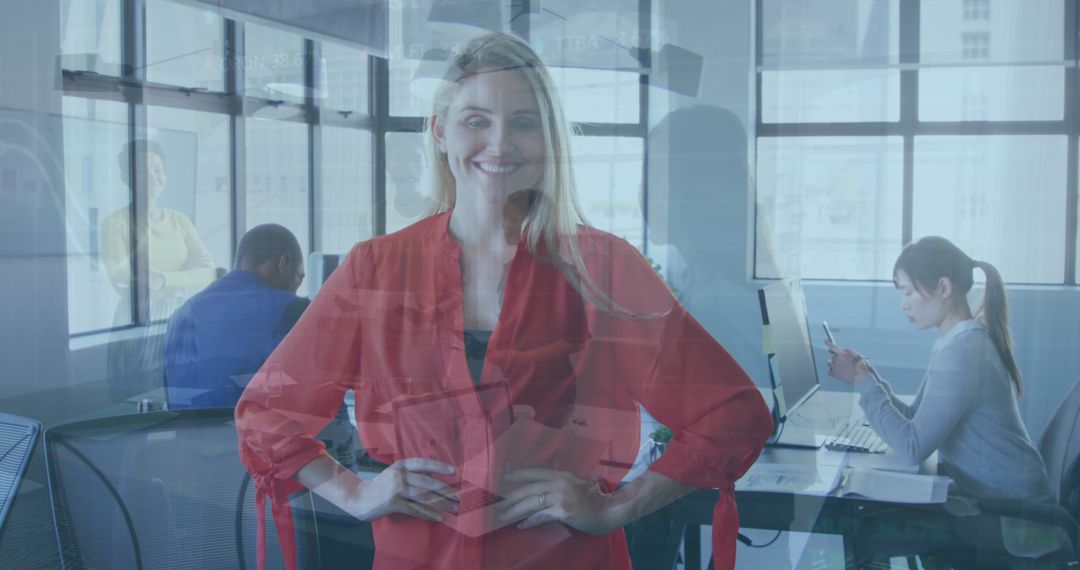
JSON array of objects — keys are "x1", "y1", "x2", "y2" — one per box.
[
  {"x1": 0, "y1": 1, "x2": 71, "y2": 399},
  {"x1": 0, "y1": 4, "x2": 70, "y2": 567}
]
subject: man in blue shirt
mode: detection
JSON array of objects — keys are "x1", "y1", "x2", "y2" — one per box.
[
  {"x1": 164, "y1": 223, "x2": 308, "y2": 408},
  {"x1": 164, "y1": 224, "x2": 357, "y2": 466}
]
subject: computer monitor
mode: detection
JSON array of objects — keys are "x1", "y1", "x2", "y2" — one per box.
[
  {"x1": 308, "y1": 252, "x2": 341, "y2": 297},
  {"x1": 758, "y1": 278, "x2": 821, "y2": 423}
]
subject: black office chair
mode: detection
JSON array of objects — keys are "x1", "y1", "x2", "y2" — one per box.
[
  {"x1": 0, "y1": 413, "x2": 41, "y2": 533},
  {"x1": 44, "y1": 408, "x2": 319, "y2": 569},
  {"x1": 625, "y1": 501, "x2": 686, "y2": 570},
  {"x1": 945, "y1": 377, "x2": 1080, "y2": 568}
]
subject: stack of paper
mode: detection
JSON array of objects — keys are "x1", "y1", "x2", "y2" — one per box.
[{"x1": 735, "y1": 460, "x2": 847, "y2": 496}]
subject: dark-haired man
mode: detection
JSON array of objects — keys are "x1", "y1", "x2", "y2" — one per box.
[
  {"x1": 164, "y1": 224, "x2": 358, "y2": 466},
  {"x1": 164, "y1": 223, "x2": 307, "y2": 408}
]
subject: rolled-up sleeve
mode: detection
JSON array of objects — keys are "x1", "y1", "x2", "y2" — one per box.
[
  {"x1": 234, "y1": 243, "x2": 369, "y2": 569},
  {"x1": 581, "y1": 235, "x2": 772, "y2": 570},
  {"x1": 584, "y1": 236, "x2": 772, "y2": 485}
]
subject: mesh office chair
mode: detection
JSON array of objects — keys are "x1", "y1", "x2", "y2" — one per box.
[
  {"x1": 44, "y1": 408, "x2": 319, "y2": 569},
  {"x1": 0, "y1": 413, "x2": 41, "y2": 533},
  {"x1": 948, "y1": 377, "x2": 1080, "y2": 567}
]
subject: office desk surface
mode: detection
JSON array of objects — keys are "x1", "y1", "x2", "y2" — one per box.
[
  {"x1": 332, "y1": 389, "x2": 935, "y2": 570},
  {"x1": 673, "y1": 390, "x2": 935, "y2": 570}
]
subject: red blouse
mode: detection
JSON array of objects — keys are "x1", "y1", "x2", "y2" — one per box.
[{"x1": 235, "y1": 212, "x2": 772, "y2": 570}]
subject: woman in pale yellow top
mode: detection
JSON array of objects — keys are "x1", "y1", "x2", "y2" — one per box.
[
  {"x1": 102, "y1": 139, "x2": 215, "y2": 401},
  {"x1": 101, "y1": 139, "x2": 215, "y2": 298}
]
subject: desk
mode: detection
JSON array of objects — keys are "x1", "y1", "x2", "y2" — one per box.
[
  {"x1": 340, "y1": 389, "x2": 937, "y2": 569},
  {"x1": 63, "y1": 387, "x2": 168, "y2": 424},
  {"x1": 672, "y1": 390, "x2": 937, "y2": 570}
]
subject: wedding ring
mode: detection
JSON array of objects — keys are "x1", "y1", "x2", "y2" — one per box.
[{"x1": 537, "y1": 492, "x2": 547, "y2": 509}]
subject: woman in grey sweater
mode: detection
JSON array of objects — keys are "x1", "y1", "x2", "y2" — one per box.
[{"x1": 827, "y1": 236, "x2": 1062, "y2": 561}]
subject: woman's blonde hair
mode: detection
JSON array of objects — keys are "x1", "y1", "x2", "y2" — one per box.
[{"x1": 424, "y1": 32, "x2": 645, "y2": 315}]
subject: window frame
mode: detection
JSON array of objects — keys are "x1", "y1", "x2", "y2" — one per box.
[
  {"x1": 62, "y1": 0, "x2": 654, "y2": 337},
  {"x1": 752, "y1": 0, "x2": 1080, "y2": 285}
]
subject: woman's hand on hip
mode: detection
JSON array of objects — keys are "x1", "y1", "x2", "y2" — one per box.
[
  {"x1": 349, "y1": 458, "x2": 459, "y2": 523},
  {"x1": 826, "y1": 340, "x2": 871, "y2": 385},
  {"x1": 497, "y1": 468, "x2": 618, "y2": 534}
]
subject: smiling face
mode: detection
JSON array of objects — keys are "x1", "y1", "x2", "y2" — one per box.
[
  {"x1": 120, "y1": 151, "x2": 167, "y2": 200},
  {"x1": 894, "y1": 269, "x2": 950, "y2": 330},
  {"x1": 432, "y1": 68, "x2": 546, "y2": 206},
  {"x1": 144, "y1": 152, "x2": 167, "y2": 199}
]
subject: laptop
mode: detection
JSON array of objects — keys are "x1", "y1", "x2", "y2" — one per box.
[{"x1": 758, "y1": 279, "x2": 884, "y2": 452}]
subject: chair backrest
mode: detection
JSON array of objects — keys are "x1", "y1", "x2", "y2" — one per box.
[
  {"x1": 44, "y1": 409, "x2": 318, "y2": 570},
  {"x1": 1038, "y1": 377, "x2": 1080, "y2": 519},
  {"x1": 0, "y1": 413, "x2": 40, "y2": 533}
]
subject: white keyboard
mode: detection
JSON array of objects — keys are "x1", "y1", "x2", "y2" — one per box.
[{"x1": 824, "y1": 420, "x2": 887, "y2": 453}]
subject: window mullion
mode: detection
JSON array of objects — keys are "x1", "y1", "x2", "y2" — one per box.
[
  {"x1": 639, "y1": 0, "x2": 650, "y2": 254},
  {"x1": 226, "y1": 19, "x2": 246, "y2": 256},
  {"x1": 1064, "y1": 0, "x2": 1079, "y2": 284},
  {"x1": 372, "y1": 55, "x2": 389, "y2": 237},
  {"x1": 307, "y1": 39, "x2": 320, "y2": 254},
  {"x1": 124, "y1": 0, "x2": 151, "y2": 325},
  {"x1": 899, "y1": 0, "x2": 920, "y2": 248}
]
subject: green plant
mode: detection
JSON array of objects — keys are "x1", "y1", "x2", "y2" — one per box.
[{"x1": 649, "y1": 425, "x2": 672, "y2": 445}]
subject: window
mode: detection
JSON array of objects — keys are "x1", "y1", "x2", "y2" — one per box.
[
  {"x1": 572, "y1": 136, "x2": 645, "y2": 246},
  {"x1": 756, "y1": 137, "x2": 903, "y2": 280},
  {"x1": 760, "y1": 0, "x2": 902, "y2": 124},
  {"x1": 755, "y1": 0, "x2": 1076, "y2": 284},
  {"x1": 961, "y1": 32, "x2": 990, "y2": 60},
  {"x1": 920, "y1": 67, "x2": 1062, "y2": 122},
  {"x1": 550, "y1": 69, "x2": 640, "y2": 124},
  {"x1": 319, "y1": 127, "x2": 374, "y2": 252},
  {"x1": 381, "y1": 1, "x2": 650, "y2": 252},
  {"x1": 146, "y1": 0, "x2": 224, "y2": 90},
  {"x1": 963, "y1": 0, "x2": 990, "y2": 21},
  {"x1": 244, "y1": 24, "x2": 306, "y2": 106},
  {"x1": 59, "y1": 0, "x2": 652, "y2": 337},
  {"x1": 385, "y1": 132, "x2": 429, "y2": 234},
  {"x1": 245, "y1": 118, "x2": 311, "y2": 290},
  {"x1": 920, "y1": 1, "x2": 1063, "y2": 122},
  {"x1": 62, "y1": 98, "x2": 131, "y2": 335},
  {"x1": 59, "y1": 0, "x2": 121, "y2": 74},
  {"x1": 146, "y1": 107, "x2": 231, "y2": 273},
  {"x1": 388, "y1": 57, "x2": 433, "y2": 118},
  {"x1": 322, "y1": 41, "x2": 370, "y2": 116},
  {"x1": 913, "y1": 136, "x2": 1068, "y2": 284}
]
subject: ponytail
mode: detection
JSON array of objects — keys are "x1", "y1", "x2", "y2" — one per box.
[
  {"x1": 894, "y1": 236, "x2": 1024, "y2": 396},
  {"x1": 974, "y1": 260, "x2": 1023, "y2": 395}
]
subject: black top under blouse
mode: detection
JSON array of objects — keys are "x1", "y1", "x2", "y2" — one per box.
[{"x1": 463, "y1": 329, "x2": 492, "y2": 386}]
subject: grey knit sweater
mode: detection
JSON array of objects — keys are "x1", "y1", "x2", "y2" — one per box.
[{"x1": 855, "y1": 319, "x2": 1054, "y2": 503}]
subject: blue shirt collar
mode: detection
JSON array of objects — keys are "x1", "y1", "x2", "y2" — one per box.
[{"x1": 223, "y1": 269, "x2": 268, "y2": 286}]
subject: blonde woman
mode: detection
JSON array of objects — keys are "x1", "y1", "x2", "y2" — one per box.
[{"x1": 236, "y1": 33, "x2": 771, "y2": 570}]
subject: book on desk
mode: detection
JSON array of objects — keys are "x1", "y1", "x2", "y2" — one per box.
[{"x1": 736, "y1": 457, "x2": 950, "y2": 504}]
